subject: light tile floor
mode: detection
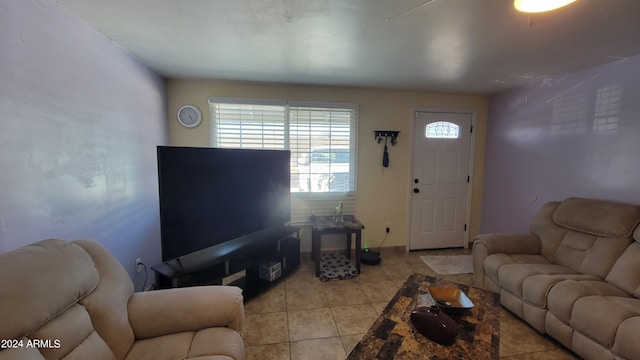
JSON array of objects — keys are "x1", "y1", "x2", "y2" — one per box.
[{"x1": 243, "y1": 247, "x2": 579, "y2": 360}]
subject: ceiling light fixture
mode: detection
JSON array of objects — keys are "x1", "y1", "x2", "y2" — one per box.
[{"x1": 514, "y1": 0, "x2": 577, "y2": 13}]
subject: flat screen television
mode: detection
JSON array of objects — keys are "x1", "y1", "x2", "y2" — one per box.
[{"x1": 157, "y1": 146, "x2": 291, "y2": 261}]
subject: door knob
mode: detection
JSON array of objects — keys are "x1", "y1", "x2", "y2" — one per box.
[{"x1": 413, "y1": 188, "x2": 420, "y2": 193}]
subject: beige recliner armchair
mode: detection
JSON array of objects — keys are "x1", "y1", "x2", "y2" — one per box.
[{"x1": 0, "y1": 239, "x2": 245, "y2": 360}]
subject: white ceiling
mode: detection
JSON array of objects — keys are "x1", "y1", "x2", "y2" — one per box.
[{"x1": 58, "y1": 0, "x2": 640, "y2": 94}]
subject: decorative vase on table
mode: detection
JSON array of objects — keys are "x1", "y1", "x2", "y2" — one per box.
[{"x1": 334, "y1": 201, "x2": 344, "y2": 223}]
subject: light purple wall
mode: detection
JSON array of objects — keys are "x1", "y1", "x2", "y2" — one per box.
[
  {"x1": 482, "y1": 55, "x2": 640, "y2": 233},
  {"x1": 0, "y1": 0, "x2": 168, "y2": 290}
]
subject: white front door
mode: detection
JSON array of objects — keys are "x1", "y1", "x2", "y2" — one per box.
[{"x1": 409, "y1": 111, "x2": 472, "y2": 250}]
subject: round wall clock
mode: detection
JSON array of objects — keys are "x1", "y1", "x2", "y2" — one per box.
[{"x1": 177, "y1": 105, "x2": 202, "y2": 128}]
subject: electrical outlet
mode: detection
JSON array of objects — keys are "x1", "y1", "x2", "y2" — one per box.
[
  {"x1": 384, "y1": 222, "x2": 390, "y2": 233},
  {"x1": 135, "y1": 258, "x2": 143, "y2": 273}
]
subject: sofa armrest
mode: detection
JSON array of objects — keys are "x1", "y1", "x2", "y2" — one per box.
[
  {"x1": 472, "y1": 233, "x2": 541, "y2": 289},
  {"x1": 127, "y1": 285, "x2": 244, "y2": 340},
  {"x1": 474, "y1": 233, "x2": 541, "y2": 255}
]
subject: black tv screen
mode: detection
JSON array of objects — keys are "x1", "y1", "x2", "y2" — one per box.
[{"x1": 157, "y1": 146, "x2": 291, "y2": 261}]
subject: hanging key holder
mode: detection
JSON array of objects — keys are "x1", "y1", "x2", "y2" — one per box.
[{"x1": 374, "y1": 130, "x2": 400, "y2": 168}]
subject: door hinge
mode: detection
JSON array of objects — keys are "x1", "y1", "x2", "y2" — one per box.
[
  {"x1": 464, "y1": 224, "x2": 467, "y2": 231},
  {"x1": 467, "y1": 175, "x2": 470, "y2": 183},
  {"x1": 470, "y1": 125, "x2": 473, "y2": 133}
]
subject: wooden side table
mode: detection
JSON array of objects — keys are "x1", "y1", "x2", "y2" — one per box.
[{"x1": 308, "y1": 215, "x2": 364, "y2": 277}]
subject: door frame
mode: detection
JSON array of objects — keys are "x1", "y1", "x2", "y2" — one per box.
[{"x1": 405, "y1": 107, "x2": 478, "y2": 251}]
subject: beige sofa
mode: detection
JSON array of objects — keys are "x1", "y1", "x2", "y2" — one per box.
[
  {"x1": 473, "y1": 197, "x2": 640, "y2": 360},
  {"x1": 0, "y1": 239, "x2": 245, "y2": 360}
]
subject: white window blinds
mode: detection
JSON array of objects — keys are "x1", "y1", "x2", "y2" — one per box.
[
  {"x1": 211, "y1": 99, "x2": 287, "y2": 149},
  {"x1": 289, "y1": 104, "x2": 356, "y2": 193}
]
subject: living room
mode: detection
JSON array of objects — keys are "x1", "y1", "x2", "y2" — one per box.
[{"x1": 2, "y1": 0, "x2": 640, "y2": 359}]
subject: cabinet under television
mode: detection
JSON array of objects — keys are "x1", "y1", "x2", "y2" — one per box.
[{"x1": 151, "y1": 225, "x2": 301, "y2": 299}]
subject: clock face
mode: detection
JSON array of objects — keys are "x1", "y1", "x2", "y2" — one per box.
[{"x1": 177, "y1": 105, "x2": 202, "y2": 128}]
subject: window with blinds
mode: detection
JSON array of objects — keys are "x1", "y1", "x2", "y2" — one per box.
[
  {"x1": 211, "y1": 100, "x2": 287, "y2": 149},
  {"x1": 289, "y1": 104, "x2": 355, "y2": 194},
  {"x1": 209, "y1": 98, "x2": 358, "y2": 221}
]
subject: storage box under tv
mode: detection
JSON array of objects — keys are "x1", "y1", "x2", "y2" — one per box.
[{"x1": 260, "y1": 261, "x2": 281, "y2": 281}]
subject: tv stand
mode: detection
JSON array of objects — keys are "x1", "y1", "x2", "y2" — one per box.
[{"x1": 151, "y1": 225, "x2": 300, "y2": 298}]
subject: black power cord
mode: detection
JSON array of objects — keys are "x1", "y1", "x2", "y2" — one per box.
[
  {"x1": 361, "y1": 226, "x2": 389, "y2": 265},
  {"x1": 378, "y1": 226, "x2": 391, "y2": 250}
]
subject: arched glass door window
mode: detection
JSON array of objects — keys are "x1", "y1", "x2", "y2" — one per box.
[{"x1": 425, "y1": 121, "x2": 459, "y2": 139}]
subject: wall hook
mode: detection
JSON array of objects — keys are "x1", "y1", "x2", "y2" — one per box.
[
  {"x1": 374, "y1": 130, "x2": 400, "y2": 146},
  {"x1": 374, "y1": 131, "x2": 399, "y2": 168}
]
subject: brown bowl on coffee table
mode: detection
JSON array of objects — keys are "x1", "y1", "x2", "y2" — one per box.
[
  {"x1": 428, "y1": 287, "x2": 474, "y2": 315},
  {"x1": 410, "y1": 305, "x2": 460, "y2": 345}
]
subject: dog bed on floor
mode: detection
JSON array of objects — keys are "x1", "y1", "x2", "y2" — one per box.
[{"x1": 320, "y1": 253, "x2": 359, "y2": 282}]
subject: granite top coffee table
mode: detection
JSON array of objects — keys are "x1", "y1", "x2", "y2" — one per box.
[{"x1": 347, "y1": 273, "x2": 500, "y2": 359}]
